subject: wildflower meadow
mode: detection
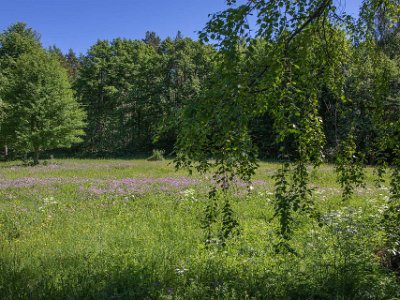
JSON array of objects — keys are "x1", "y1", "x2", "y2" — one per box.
[{"x1": 0, "y1": 159, "x2": 398, "y2": 299}]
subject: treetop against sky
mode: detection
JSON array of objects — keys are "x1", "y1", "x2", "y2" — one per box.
[{"x1": 0, "y1": 0, "x2": 362, "y2": 54}]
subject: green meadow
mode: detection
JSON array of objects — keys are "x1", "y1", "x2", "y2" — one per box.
[{"x1": 0, "y1": 159, "x2": 398, "y2": 299}]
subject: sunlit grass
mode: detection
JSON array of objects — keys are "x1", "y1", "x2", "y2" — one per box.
[{"x1": 0, "y1": 159, "x2": 397, "y2": 299}]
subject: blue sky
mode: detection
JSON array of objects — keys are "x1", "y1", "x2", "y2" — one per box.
[{"x1": 1, "y1": 0, "x2": 362, "y2": 55}]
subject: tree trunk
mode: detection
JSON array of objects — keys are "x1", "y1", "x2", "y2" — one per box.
[
  {"x1": 33, "y1": 148, "x2": 40, "y2": 165},
  {"x1": 3, "y1": 145, "x2": 8, "y2": 160}
]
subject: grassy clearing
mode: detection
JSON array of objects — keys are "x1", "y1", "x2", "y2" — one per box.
[{"x1": 0, "y1": 159, "x2": 398, "y2": 299}]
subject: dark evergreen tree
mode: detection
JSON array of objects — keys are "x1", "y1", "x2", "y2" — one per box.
[{"x1": 143, "y1": 31, "x2": 161, "y2": 50}]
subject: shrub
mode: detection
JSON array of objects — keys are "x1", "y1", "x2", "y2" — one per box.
[{"x1": 147, "y1": 149, "x2": 165, "y2": 161}]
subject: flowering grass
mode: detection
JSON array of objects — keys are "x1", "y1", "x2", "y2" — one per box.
[{"x1": 0, "y1": 159, "x2": 398, "y2": 299}]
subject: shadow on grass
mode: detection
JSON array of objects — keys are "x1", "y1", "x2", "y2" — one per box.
[{"x1": 0, "y1": 255, "x2": 398, "y2": 300}]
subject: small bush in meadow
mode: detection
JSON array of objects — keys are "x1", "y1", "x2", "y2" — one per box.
[{"x1": 147, "y1": 149, "x2": 165, "y2": 161}]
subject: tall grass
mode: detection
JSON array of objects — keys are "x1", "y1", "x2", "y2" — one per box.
[{"x1": 0, "y1": 159, "x2": 398, "y2": 299}]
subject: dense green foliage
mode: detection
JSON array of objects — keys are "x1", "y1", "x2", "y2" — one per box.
[
  {"x1": 170, "y1": 0, "x2": 400, "y2": 250},
  {"x1": 73, "y1": 35, "x2": 215, "y2": 154},
  {"x1": 0, "y1": 23, "x2": 86, "y2": 164},
  {"x1": 2, "y1": 13, "x2": 398, "y2": 163},
  {"x1": 0, "y1": 159, "x2": 398, "y2": 299}
]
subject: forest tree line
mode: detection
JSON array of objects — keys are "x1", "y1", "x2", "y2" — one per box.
[{"x1": 0, "y1": 21, "x2": 399, "y2": 162}]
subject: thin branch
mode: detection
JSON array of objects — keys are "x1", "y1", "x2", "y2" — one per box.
[
  {"x1": 285, "y1": 0, "x2": 332, "y2": 47},
  {"x1": 249, "y1": 0, "x2": 333, "y2": 89}
]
